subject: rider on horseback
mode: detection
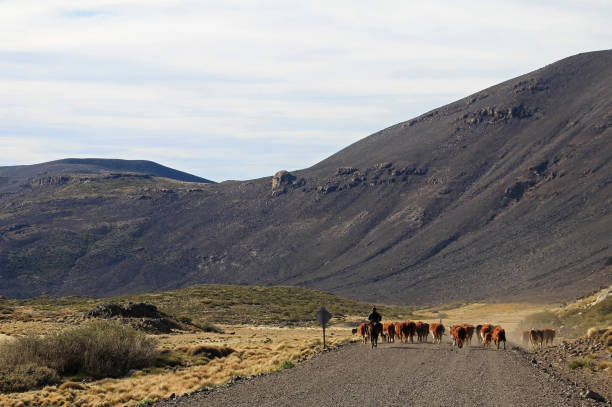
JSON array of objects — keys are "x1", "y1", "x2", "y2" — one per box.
[
  {"x1": 367, "y1": 307, "x2": 383, "y2": 346},
  {"x1": 368, "y1": 307, "x2": 382, "y2": 325}
]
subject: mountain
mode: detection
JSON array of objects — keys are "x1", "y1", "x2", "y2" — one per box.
[
  {"x1": 1, "y1": 51, "x2": 610, "y2": 304},
  {"x1": 0, "y1": 158, "x2": 213, "y2": 193}
]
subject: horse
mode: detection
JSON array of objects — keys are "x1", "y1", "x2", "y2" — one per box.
[{"x1": 369, "y1": 321, "x2": 383, "y2": 348}]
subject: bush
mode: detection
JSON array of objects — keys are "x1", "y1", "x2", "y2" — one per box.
[
  {"x1": 184, "y1": 345, "x2": 234, "y2": 358},
  {"x1": 277, "y1": 360, "x2": 294, "y2": 371},
  {"x1": 0, "y1": 363, "x2": 59, "y2": 393},
  {"x1": 195, "y1": 321, "x2": 224, "y2": 333},
  {"x1": 0, "y1": 320, "x2": 157, "y2": 383},
  {"x1": 567, "y1": 357, "x2": 595, "y2": 370},
  {"x1": 601, "y1": 328, "x2": 612, "y2": 346}
]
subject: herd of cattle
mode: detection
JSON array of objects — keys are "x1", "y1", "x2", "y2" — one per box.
[
  {"x1": 520, "y1": 328, "x2": 556, "y2": 348},
  {"x1": 352, "y1": 321, "x2": 555, "y2": 350}
]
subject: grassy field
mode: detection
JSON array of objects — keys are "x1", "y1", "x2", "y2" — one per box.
[
  {"x1": 4, "y1": 284, "x2": 421, "y2": 328},
  {"x1": 0, "y1": 323, "x2": 353, "y2": 406}
]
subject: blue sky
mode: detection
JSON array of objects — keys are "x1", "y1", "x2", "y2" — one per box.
[{"x1": 0, "y1": 1, "x2": 610, "y2": 181}]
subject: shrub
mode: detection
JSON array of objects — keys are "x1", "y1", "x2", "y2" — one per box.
[
  {"x1": 195, "y1": 321, "x2": 224, "y2": 333},
  {"x1": 567, "y1": 357, "x2": 595, "y2": 370},
  {"x1": 58, "y1": 381, "x2": 86, "y2": 390},
  {"x1": 0, "y1": 320, "x2": 157, "y2": 383},
  {"x1": 601, "y1": 328, "x2": 612, "y2": 346},
  {"x1": 277, "y1": 360, "x2": 294, "y2": 371},
  {"x1": 0, "y1": 363, "x2": 59, "y2": 393},
  {"x1": 155, "y1": 350, "x2": 186, "y2": 367},
  {"x1": 185, "y1": 345, "x2": 234, "y2": 358}
]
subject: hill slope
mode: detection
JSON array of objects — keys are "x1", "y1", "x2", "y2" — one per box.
[
  {"x1": 0, "y1": 158, "x2": 213, "y2": 193},
  {"x1": 1, "y1": 51, "x2": 610, "y2": 303}
]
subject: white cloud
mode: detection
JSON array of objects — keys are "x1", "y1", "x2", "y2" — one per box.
[{"x1": 0, "y1": 0, "x2": 610, "y2": 179}]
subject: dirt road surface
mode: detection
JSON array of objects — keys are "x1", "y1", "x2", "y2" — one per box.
[{"x1": 156, "y1": 341, "x2": 605, "y2": 407}]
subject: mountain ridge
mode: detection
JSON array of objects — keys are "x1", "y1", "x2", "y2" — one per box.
[
  {"x1": 0, "y1": 158, "x2": 213, "y2": 194},
  {"x1": 0, "y1": 50, "x2": 610, "y2": 304}
]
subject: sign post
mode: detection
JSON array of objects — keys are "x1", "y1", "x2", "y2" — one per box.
[{"x1": 315, "y1": 306, "x2": 332, "y2": 349}]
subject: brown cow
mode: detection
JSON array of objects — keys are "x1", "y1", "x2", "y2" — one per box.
[
  {"x1": 420, "y1": 322, "x2": 430, "y2": 342},
  {"x1": 542, "y1": 328, "x2": 556, "y2": 346},
  {"x1": 394, "y1": 322, "x2": 403, "y2": 342},
  {"x1": 402, "y1": 321, "x2": 417, "y2": 343},
  {"x1": 415, "y1": 322, "x2": 429, "y2": 342},
  {"x1": 492, "y1": 327, "x2": 506, "y2": 350},
  {"x1": 357, "y1": 322, "x2": 369, "y2": 344},
  {"x1": 480, "y1": 324, "x2": 494, "y2": 346},
  {"x1": 450, "y1": 325, "x2": 467, "y2": 349},
  {"x1": 461, "y1": 324, "x2": 475, "y2": 345},
  {"x1": 520, "y1": 330, "x2": 530, "y2": 346},
  {"x1": 529, "y1": 329, "x2": 544, "y2": 349},
  {"x1": 483, "y1": 331, "x2": 492, "y2": 348},
  {"x1": 430, "y1": 323, "x2": 445, "y2": 344},
  {"x1": 383, "y1": 322, "x2": 396, "y2": 343}
]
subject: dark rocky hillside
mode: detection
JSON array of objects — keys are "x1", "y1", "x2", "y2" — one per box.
[
  {"x1": 0, "y1": 158, "x2": 213, "y2": 193},
  {"x1": 1, "y1": 51, "x2": 611, "y2": 304}
]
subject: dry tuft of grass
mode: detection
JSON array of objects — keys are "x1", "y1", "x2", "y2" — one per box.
[
  {"x1": 567, "y1": 357, "x2": 596, "y2": 370},
  {"x1": 0, "y1": 364, "x2": 59, "y2": 393},
  {"x1": 58, "y1": 381, "x2": 86, "y2": 391},
  {"x1": 183, "y1": 345, "x2": 234, "y2": 358}
]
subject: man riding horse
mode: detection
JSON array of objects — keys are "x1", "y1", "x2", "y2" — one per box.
[{"x1": 367, "y1": 307, "x2": 383, "y2": 347}]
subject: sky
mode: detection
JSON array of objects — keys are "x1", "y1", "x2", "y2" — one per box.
[{"x1": 0, "y1": 1, "x2": 610, "y2": 181}]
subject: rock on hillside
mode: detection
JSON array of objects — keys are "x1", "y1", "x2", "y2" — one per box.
[{"x1": 0, "y1": 51, "x2": 611, "y2": 304}]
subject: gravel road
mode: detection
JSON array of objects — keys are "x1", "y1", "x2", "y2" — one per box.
[{"x1": 156, "y1": 341, "x2": 605, "y2": 407}]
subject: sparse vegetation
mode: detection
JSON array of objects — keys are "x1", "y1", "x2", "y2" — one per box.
[
  {"x1": 7, "y1": 284, "x2": 419, "y2": 327},
  {"x1": 567, "y1": 357, "x2": 596, "y2": 370},
  {"x1": 601, "y1": 328, "x2": 612, "y2": 346},
  {"x1": 194, "y1": 321, "x2": 224, "y2": 333},
  {"x1": 277, "y1": 360, "x2": 294, "y2": 371},
  {"x1": 182, "y1": 344, "x2": 235, "y2": 358},
  {"x1": 0, "y1": 320, "x2": 157, "y2": 391},
  {"x1": 0, "y1": 364, "x2": 59, "y2": 393}
]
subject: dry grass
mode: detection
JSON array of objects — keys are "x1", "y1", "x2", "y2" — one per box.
[{"x1": 0, "y1": 325, "x2": 353, "y2": 406}]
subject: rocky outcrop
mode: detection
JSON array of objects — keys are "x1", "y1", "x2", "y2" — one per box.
[
  {"x1": 315, "y1": 164, "x2": 427, "y2": 194},
  {"x1": 271, "y1": 170, "x2": 305, "y2": 196},
  {"x1": 85, "y1": 302, "x2": 189, "y2": 333},
  {"x1": 504, "y1": 180, "x2": 535, "y2": 201},
  {"x1": 512, "y1": 77, "x2": 550, "y2": 94},
  {"x1": 28, "y1": 175, "x2": 72, "y2": 187},
  {"x1": 86, "y1": 302, "x2": 162, "y2": 318},
  {"x1": 464, "y1": 104, "x2": 533, "y2": 126}
]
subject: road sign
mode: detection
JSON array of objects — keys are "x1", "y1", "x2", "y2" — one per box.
[
  {"x1": 316, "y1": 306, "x2": 332, "y2": 349},
  {"x1": 316, "y1": 306, "x2": 332, "y2": 326}
]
